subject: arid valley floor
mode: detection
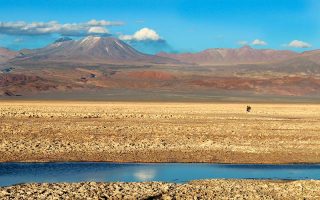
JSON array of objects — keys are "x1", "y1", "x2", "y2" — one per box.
[
  {"x1": 1, "y1": 101, "x2": 320, "y2": 199},
  {"x1": 1, "y1": 101, "x2": 320, "y2": 163}
]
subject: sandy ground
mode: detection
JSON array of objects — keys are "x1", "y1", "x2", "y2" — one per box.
[
  {"x1": 1, "y1": 179, "x2": 320, "y2": 199},
  {"x1": 0, "y1": 101, "x2": 320, "y2": 163}
]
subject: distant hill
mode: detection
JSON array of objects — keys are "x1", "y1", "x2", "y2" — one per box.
[
  {"x1": 158, "y1": 46, "x2": 298, "y2": 65},
  {"x1": 0, "y1": 48, "x2": 18, "y2": 63},
  {"x1": 300, "y1": 50, "x2": 320, "y2": 64}
]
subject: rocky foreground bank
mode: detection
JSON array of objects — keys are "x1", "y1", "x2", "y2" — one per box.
[{"x1": 0, "y1": 179, "x2": 320, "y2": 199}]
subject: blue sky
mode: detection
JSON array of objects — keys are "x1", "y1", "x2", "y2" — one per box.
[{"x1": 0, "y1": 0, "x2": 318, "y2": 53}]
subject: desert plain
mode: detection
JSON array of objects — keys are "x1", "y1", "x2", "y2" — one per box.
[
  {"x1": 1, "y1": 101, "x2": 320, "y2": 199},
  {"x1": 0, "y1": 101, "x2": 320, "y2": 163}
]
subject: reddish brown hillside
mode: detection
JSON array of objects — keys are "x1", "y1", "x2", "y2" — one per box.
[
  {"x1": 126, "y1": 71, "x2": 176, "y2": 80},
  {"x1": 0, "y1": 48, "x2": 18, "y2": 63}
]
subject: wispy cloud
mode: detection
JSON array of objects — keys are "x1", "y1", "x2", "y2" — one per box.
[
  {"x1": 237, "y1": 40, "x2": 248, "y2": 45},
  {"x1": 287, "y1": 40, "x2": 311, "y2": 48},
  {"x1": 237, "y1": 39, "x2": 267, "y2": 46},
  {"x1": 135, "y1": 20, "x2": 145, "y2": 24},
  {"x1": 0, "y1": 20, "x2": 123, "y2": 36}
]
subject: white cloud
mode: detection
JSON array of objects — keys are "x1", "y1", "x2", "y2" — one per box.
[
  {"x1": 88, "y1": 27, "x2": 108, "y2": 34},
  {"x1": 119, "y1": 28, "x2": 161, "y2": 41},
  {"x1": 287, "y1": 40, "x2": 311, "y2": 48},
  {"x1": 0, "y1": 20, "x2": 122, "y2": 36},
  {"x1": 238, "y1": 40, "x2": 248, "y2": 45},
  {"x1": 251, "y1": 39, "x2": 267, "y2": 46}
]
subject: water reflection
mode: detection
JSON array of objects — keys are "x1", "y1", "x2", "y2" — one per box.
[{"x1": 134, "y1": 169, "x2": 157, "y2": 181}]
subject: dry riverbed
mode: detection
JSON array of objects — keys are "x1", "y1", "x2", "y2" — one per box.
[{"x1": 0, "y1": 101, "x2": 320, "y2": 163}]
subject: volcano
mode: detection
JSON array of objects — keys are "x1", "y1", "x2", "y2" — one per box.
[{"x1": 11, "y1": 36, "x2": 177, "y2": 65}]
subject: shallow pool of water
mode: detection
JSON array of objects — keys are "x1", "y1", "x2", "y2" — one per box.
[{"x1": 1, "y1": 163, "x2": 320, "y2": 187}]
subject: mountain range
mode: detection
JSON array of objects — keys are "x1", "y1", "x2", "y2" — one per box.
[
  {"x1": 158, "y1": 46, "x2": 298, "y2": 65},
  {"x1": 0, "y1": 36, "x2": 320, "y2": 100},
  {"x1": 1, "y1": 36, "x2": 320, "y2": 66}
]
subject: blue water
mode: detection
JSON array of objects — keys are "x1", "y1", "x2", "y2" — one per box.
[{"x1": 0, "y1": 163, "x2": 320, "y2": 187}]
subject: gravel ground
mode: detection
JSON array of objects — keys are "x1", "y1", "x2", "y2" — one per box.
[
  {"x1": 1, "y1": 101, "x2": 320, "y2": 163},
  {"x1": 1, "y1": 179, "x2": 320, "y2": 199}
]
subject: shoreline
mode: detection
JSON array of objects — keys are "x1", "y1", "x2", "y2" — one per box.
[{"x1": 2, "y1": 161, "x2": 320, "y2": 165}]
